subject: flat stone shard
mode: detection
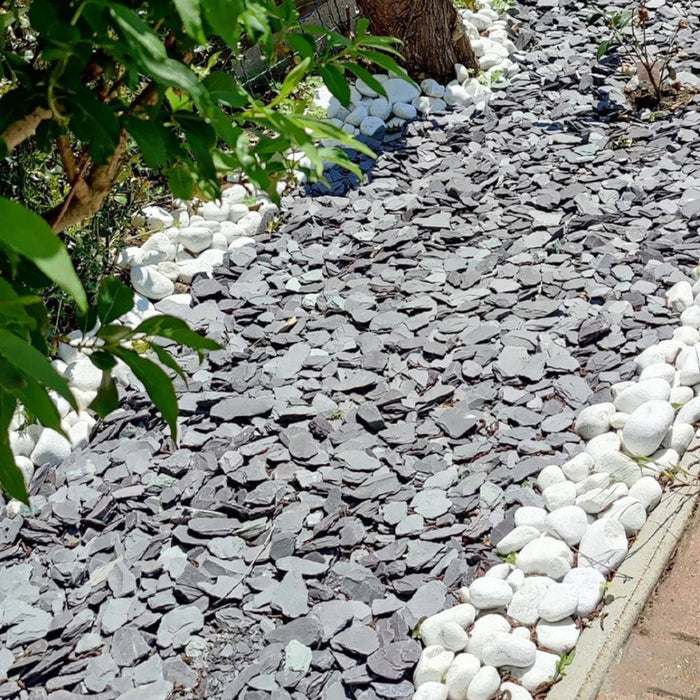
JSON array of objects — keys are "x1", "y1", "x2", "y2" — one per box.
[{"x1": 156, "y1": 606, "x2": 204, "y2": 648}]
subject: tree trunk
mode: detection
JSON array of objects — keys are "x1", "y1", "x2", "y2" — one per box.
[{"x1": 356, "y1": 0, "x2": 478, "y2": 83}]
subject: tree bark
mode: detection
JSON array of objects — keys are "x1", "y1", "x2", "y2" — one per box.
[{"x1": 356, "y1": 0, "x2": 478, "y2": 83}]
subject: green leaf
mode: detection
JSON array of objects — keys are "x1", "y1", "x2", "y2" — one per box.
[
  {"x1": 0, "y1": 332, "x2": 77, "y2": 411},
  {"x1": 151, "y1": 343, "x2": 187, "y2": 381},
  {"x1": 90, "y1": 349, "x2": 117, "y2": 371},
  {"x1": 15, "y1": 373, "x2": 63, "y2": 433},
  {"x1": 134, "y1": 315, "x2": 220, "y2": 357},
  {"x1": 286, "y1": 33, "x2": 316, "y2": 59},
  {"x1": 597, "y1": 39, "x2": 612, "y2": 60},
  {"x1": 0, "y1": 198, "x2": 87, "y2": 311},
  {"x1": 69, "y1": 91, "x2": 121, "y2": 165},
  {"x1": 361, "y1": 50, "x2": 415, "y2": 85},
  {"x1": 0, "y1": 360, "x2": 26, "y2": 392},
  {"x1": 0, "y1": 441, "x2": 29, "y2": 504},
  {"x1": 168, "y1": 165, "x2": 195, "y2": 200},
  {"x1": 124, "y1": 117, "x2": 172, "y2": 168},
  {"x1": 97, "y1": 277, "x2": 134, "y2": 324},
  {"x1": 89, "y1": 371, "x2": 120, "y2": 419},
  {"x1": 274, "y1": 57, "x2": 312, "y2": 104},
  {"x1": 344, "y1": 63, "x2": 387, "y2": 99},
  {"x1": 97, "y1": 324, "x2": 134, "y2": 344},
  {"x1": 318, "y1": 64, "x2": 351, "y2": 106},
  {"x1": 112, "y1": 347, "x2": 179, "y2": 440},
  {"x1": 173, "y1": 0, "x2": 206, "y2": 42},
  {"x1": 204, "y1": 71, "x2": 250, "y2": 108}
]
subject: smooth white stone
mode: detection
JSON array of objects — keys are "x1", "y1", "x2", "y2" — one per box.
[
  {"x1": 506, "y1": 569, "x2": 525, "y2": 592},
  {"x1": 576, "y1": 483, "x2": 628, "y2": 514},
  {"x1": 444, "y1": 84, "x2": 472, "y2": 108},
  {"x1": 674, "y1": 327, "x2": 700, "y2": 345},
  {"x1": 455, "y1": 63, "x2": 471, "y2": 82},
  {"x1": 344, "y1": 105, "x2": 368, "y2": 126},
  {"x1": 513, "y1": 507, "x2": 547, "y2": 531},
  {"x1": 575, "y1": 473, "x2": 610, "y2": 495},
  {"x1": 635, "y1": 347, "x2": 667, "y2": 370},
  {"x1": 628, "y1": 476, "x2": 662, "y2": 511},
  {"x1": 680, "y1": 305, "x2": 700, "y2": 328},
  {"x1": 508, "y1": 651, "x2": 560, "y2": 692},
  {"x1": 227, "y1": 203, "x2": 250, "y2": 224},
  {"x1": 237, "y1": 211, "x2": 263, "y2": 236},
  {"x1": 470, "y1": 578, "x2": 513, "y2": 610},
  {"x1": 594, "y1": 451, "x2": 642, "y2": 487},
  {"x1": 645, "y1": 448, "x2": 679, "y2": 476},
  {"x1": 466, "y1": 665, "x2": 500, "y2": 700},
  {"x1": 393, "y1": 102, "x2": 417, "y2": 120},
  {"x1": 611, "y1": 380, "x2": 636, "y2": 399},
  {"x1": 545, "y1": 506, "x2": 588, "y2": 546},
  {"x1": 369, "y1": 97, "x2": 392, "y2": 120},
  {"x1": 359, "y1": 116, "x2": 385, "y2": 137},
  {"x1": 467, "y1": 614, "x2": 511, "y2": 662},
  {"x1": 383, "y1": 78, "x2": 420, "y2": 104},
  {"x1": 177, "y1": 225, "x2": 213, "y2": 254},
  {"x1": 499, "y1": 682, "x2": 534, "y2": 700},
  {"x1": 605, "y1": 496, "x2": 647, "y2": 535},
  {"x1": 575, "y1": 403, "x2": 616, "y2": 440},
  {"x1": 15, "y1": 456, "x2": 34, "y2": 486},
  {"x1": 561, "y1": 454, "x2": 593, "y2": 483},
  {"x1": 413, "y1": 682, "x2": 448, "y2": 700},
  {"x1": 219, "y1": 222, "x2": 246, "y2": 245},
  {"x1": 64, "y1": 356, "x2": 102, "y2": 393},
  {"x1": 669, "y1": 386, "x2": 693, "y2": 405},
  {"x1": 578, "y1": 519, "x2": 628, "y2": 574},
  {"x1": 420, "y1": 605, "x2": 477, "y2": 646},
  {"x1": 157, "y1": 261, "x2": 181, "y2": 282},
  {"x1": 30, "y1": 429, "x2": 72, "y2": 467},
  {"x1": 666, "y1": 280, "x2": 693, "y2": 312},
  {"x1": 541, "y1": 481, "x2": 577, "y2": 511},
  {"x1": 585, "y1": 432, "x2": 621, "y2": 461},
  {"x1": 199, "y1": 200, "x2": 230, "y2": 222},
  {"x1": 535, "y1": 617, "x2": 580, "y2": 654},
  {"x1": 536, "y1": 583, "x2": 579, "y2": 622},
  {"x1": 517, "y1": 538, "x2": 573, "y2": 581},
  {"x1": 495, "y1": 526, "x2": 541, "y2": 555},
  {"x1": 130, "y1": 265, "x2": 175, "y2": 301},
  {"x1": 421, "y1": 79, "x2": 445, "y2": 98},
  {"x1": 640, "y1": 362, "x2": 676, "y2": 383},
  {"x1": 662, "y1": 423, "x2": 694, "y2": 455},
  {"x1": 679, "y1": 350, "x2": 700, "y2": 385},
  {"x1": 414, "y1": 646, "x2": 455, "y2": 686},
  {"x1": 458, "y1": 587, "x2": 471, "y2": 604},
  {"x1": 609, "y1": 412, "x2": 629, "y2": 429},
  {"x1": 445, "y1": 654, "x2": 481, "y2": 700},
  {"x1": 481, "y1": 634, "x2": 536, "y2": 668},
  {"x1": 536, "y1": 465, "x2": 566, "y2": 491},
  {"x1": 210, "y1": 232, "x2": 228, "y2": 251},
  {"x1": 622, "y1": 400, "x2": 675, "y2": 457},
  {"x1": 614, "y1": 378, "x2": 671, "y2": 414},
  {"x1": 68, "y1": 420, "x2": 91, "y2": 448},
  {"x1": 484, "y1": 563, "x2": 512, "y2": 580},
  {"x1": 141, "y1": 232, "x2": 176, "y2": 264},
  {"x1": 437, "y1": 622, "x2": 470, "y2": 652},
  {"x1": 676, "y1": 396, "x2": 700, "y2": 424},
  {"x1": 355, "y1": 77, "x2": 378, "y2": 97},
  {"x1": 507, "y1": 577, "x2": 554, "y2": 625},
  {"x1": 563, "y1": 567, "x2": 605, "y2": 616},
  {"x1": 511, "y1": 627, "x2": 531, "y2": 641}
]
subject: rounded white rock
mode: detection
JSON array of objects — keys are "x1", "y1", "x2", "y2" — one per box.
[
  {"x1": 470, "y1": 578, "x2": 513, "y2": 610},
  {"x1": 670, "y1": 386, "x2": 694, "y2": 406},
  {"x1": 614, "y1": 378, "x2": 671, "y2": 414},
  {"x1": 369, "y1": 97, "x2": 392, "y2": 120},
  {"x1": 536, "y1": 465, "x2": 566, "y2": 491},
  {"x1": 383, "y1": 78, "x2": 420, "y2": 104},
  {"x1": 130, "y1": 265, "x2": 175, "y2": 301},
  {"x1": 359, "y1": 116, "x2": 386, "y2": 137},
  {"x1": 541, "y1": 481, "x2": 577, "y2": 511},
  {"x1": 513, "y1": 506, "x2": 547, "y2": 531},
  {"x1": 413, "y1": 681, "x2": 448, "y2": 700},
  {"x1": 420, "y1": 605, "x2": 477, "y2": 646},
  {"x1": 578, "y1": 518, "x2": 629, "y2": 575},
  {"x1": 177, "y1": 225, "x2": 213, "y2": 254},
  {"x1": 628, "y1": 476, "x2": 663, "y2": 511},
  {"x1": 414, "y1": 646, "x2": 455, "y2": 687},
  {"x1": 499, "y1": 682, "x2": 534, "y2": 700},
  {"x1": 437, "y1": 622, "x2": 470, "y2": 652},
  {"x1": 605, "y1": 496, "x2": 647, "y2": 535},
  {"x1": 585, "y1": 432, "x2": 621, "y2": 461},
  {"x1": 622, "y1": 400, "x2": 675, "y2": 457},
  {"x1": 444, "y1": 653, "x2": 481, "y2": 700},
  {"x1": 594, "y1": 451, "x2": 642, "y2": 487},
  {"x1": 563, "y1": 567, "x2": 605, "y2": 616},
  {"x1": 393, "y1": 102, "x2": 418, "y2": 120},
  {"x1": 421, "y1": 79, "x2": 446, "y2": 98},
  {"x1": 467, "y1": 614, "x2": 511, "y2": 662},
  {"x1": 481, "y1": 634, "x2": 536, "y2": 669},
  {"x1": 506, "y1": 568, "x2": 525, "y2": 592},
  {"x1": 516, "y1": 537, "x2": 573, "y2": 580},
  {"x1": 561, "y1": 454, "x2": 593, "y2": 483},
  {"x1": 466, "y1": 665, "x2": 500, "y2": 700},
  {"x1": 535, "y1": 617, "x2": 580, "y2": 655},
  {"x1": 662, "y1": 422, "x2": 694, "y2": 455},
  {"x1": 30, "y1": 429, "x2": 72, "y2": 467},
  {"x1": 483, "y1": 563, "x2": 512, "y2": 580},
  {"x1": 666, "y1": 280, "x2": 693, "y2": 312},
  {"x1": 545, "y1": 506, "x2": 588, "y2": 546},
  {"x1": 495, "y1": 526, "x2": 541, "y2": 555},
  {"x1": 576, "y1": 483, "x2": 628, "y2": 515},
  {"x1": 575, "y1": 403, "x2": 616, "y2": 440},
  {"x1": 639, "y1": 362, "x2": 676, "y2": 383},
  {"x1": 508, "y1": 651, "x2": 560, "y2": 692},
  {"x1": 673, "y1": 327, "x2": 700, "y2": 345},
  {"x1": 536, "y1": 583, "x2": 579, "y2": 622},
  {"x1": 680, "y1": 305, "x2": 700, "y2": 328},
  {"x1": 609, "y1": 412, "x2": 629, "y2": 430},
  {"x1": 507, "y1": 577, "x2": 553, "y2": 625}
]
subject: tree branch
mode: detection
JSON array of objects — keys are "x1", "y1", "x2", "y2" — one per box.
[
  {"x1": 1, "y1": 106, "x2": 52, "y2": 152},
  {"x1": 56, "y1": 135, "x2": 78, "y2": 181}
]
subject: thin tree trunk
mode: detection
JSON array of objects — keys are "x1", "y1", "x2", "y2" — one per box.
[{"x1": 357, "y1": 0, "x2": 478, "y2": 83}]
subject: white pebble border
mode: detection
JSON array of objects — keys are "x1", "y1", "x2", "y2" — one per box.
[
  {"x1": 5, "y1": 0, "x2": 520, "y2": 514},
  {"x1": 410, "y1": 278, "x2": 700, "y2": 700}
]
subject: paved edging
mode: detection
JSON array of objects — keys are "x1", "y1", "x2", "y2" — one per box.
[{"x1": 548, "y1": 437, "x2": 700, "y2": 700}]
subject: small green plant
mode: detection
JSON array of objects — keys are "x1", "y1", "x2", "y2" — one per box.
[
  {"x1": 556, "y1": 649, "x2": 576, "y2": 677},
  {"x1": 491, "y1": 0, "x2": 516, "y2": 13},
  {"x1": 497, "y1": 551, "x2": 517, "y2": 565},
  {"x1": 587, "y1": 0, "x2": 689, "y2": 106}
]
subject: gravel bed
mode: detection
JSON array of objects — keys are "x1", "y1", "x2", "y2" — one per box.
[{"x1": 2, "y1": 0, "x2": 700, "y2": 698}]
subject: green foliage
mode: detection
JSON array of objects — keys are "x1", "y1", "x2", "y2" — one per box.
[
  {"x1": 0, "y1": 0, "x2": 410, "y2": 504},
  {"x1": 556, "y1": 650, "x2": 576, "y2": 677}
]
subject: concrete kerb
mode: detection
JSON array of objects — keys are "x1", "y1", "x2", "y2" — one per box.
[{"x1": 547, "y1": 436, "x2": 700, "y2": 700}]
